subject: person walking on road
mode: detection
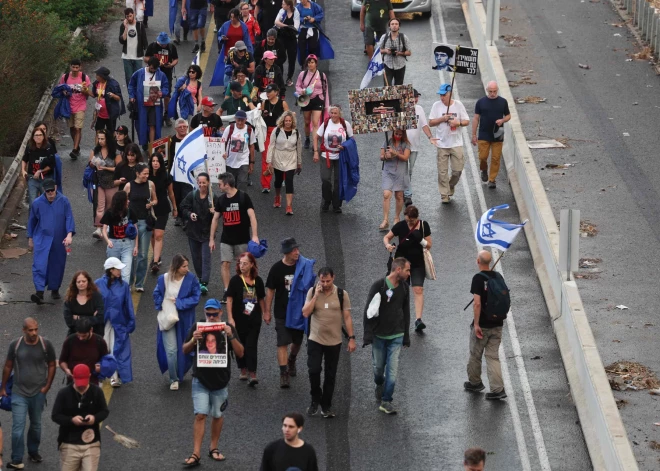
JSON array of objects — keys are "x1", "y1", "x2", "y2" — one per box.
[
  {"x1": 182, "y1": 299, "x2": 244, "y2": 466},
  {"x1": 254, "y1": 28, "x2": 288, "y2": 76},
  {"x1": 90, "y1": 67, "x2": 126, "y2": 134},
  {"x1": 154, "y1": 254, "x2": 201, "y2": 391},
  {"x1": 379, "y1": 128, "x2": 410, "y2": 231},
  {"x1": 51, "y1": 364, "x2": 109, "y2": 471},
  {"x1": 295, "y1": 0, "x2": 324, "y2": 65},
  {"x1": 90, "y1": 129, "x2": 121, "y2": 241},
  {"x1": 403, "y1": 89, "x2": 432, "y2": 207},
  {"x1": 464, "y1": 250, "x2": 509, "y2": 400},
  {"x1": 119, "y1": 8, "x2": 148, "y2": 88},
  {"x1": 180, "y1": 173, "x2": 219, "y2": 295},
  {"x1": 58, "y1": 59, "x2": 91, "y2": 160},
  {"x1": 296, "y1": 55, "x2": 327, "y2": 151},
  {"x1": 261, "y1": 83, "x2": 290, "y2": 196},
  {"x1": 254, "y1": 51, "x2": 286, "y2": 102},
  {"x1": 101, "y1": 191, "x2": 136, "y2": 284},
  {"x1": 274, "y1": 2, "x2": 300, "y2": 86},
  {"x1": 360, "y1": 0, "x2": 395, "y2": 59},
  {"x1": 113, "y1": 143, "x2": 143, "y2": 192},
  {"x1": 59, "y1": 318, "x2": 109, "y2": 387},
  {"x1": 260, "y1": 412, "x2": 319, "y2": 471},
  {"x1": 210, "y1": 172, "x2": 260, "y2": 302},
  {"x1": 1, "y1": 318, "x2": 56, "y2": 469},
  {"x1": 96, "y1": 257, "x2": 136, "y2": 388},
  {"x1": 148, "y1": 151, "x2": 177, "y2": 273},
  {"x1": 464, "y1": 447, "x2": 487, "y2": 471},
  {"x1": 472, "y1": 81, "x2": 511, "y2": 189},
  {"x1": 226, "y1": 252, "x2": 266, "y2": 386},
  {"x1": 378, "y1": 18, "x2": 411, "y2": 86},
  {"x1": 429, "y1": 83, "x2": 470, "y2": 203},
  {"x1": 221, "y1": 109, "x2": 257, "y2": 188},
  {"x1": 21, "y1": 127, "x2": 57, "y2": 207},
  {"x1": 64, "y1": 271, "x2": 105, "y2": 337},
  {"x1": 302, "y1": 267, "x2": 356, "y2": 418},
  {"x1": 27, "y1": 179, "x2": 75, "y2": 304},
  {"x1": 128, "y1": 57, "x2": 171, "y2": 149},
  {"x1": 363, "y1": 257, "x2": 411, "y2": 415},
  {"x1": 183, "y1": 0, "x2": 210, "y2": 54},
  {"x1": 267, "y1": 109, "x2": 301, "y2": 215},
  {"x1": 383, "y1": 205, "x2": 432, "y2": 332},
  {"x1": 144, "y1": 32, "x2": 179, "y2": 126},
  {"x1": 240, "y1": 1, "x2": 261, "y2": 44},
  {"x1": 191, "y1": 97, "x2": 223, "y2": 137},
  {"x1": 169, "y1": 120, "x2": 193, "y2": 227}
]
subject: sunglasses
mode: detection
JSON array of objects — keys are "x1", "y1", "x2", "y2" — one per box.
[
  {"x1": 206, "y1": 311, "x2": 221, "y2": 318},
  {"x1": 45, "y1": 189, "x2": 56, "y2": 193}
]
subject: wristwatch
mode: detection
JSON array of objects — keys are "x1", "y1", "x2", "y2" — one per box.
[
  {"x1": 227, "y1": 335, "x2": 235, "y2": 341},
  {"x1": 348, "y1": 335, "x2": 356, "y2": 340}
]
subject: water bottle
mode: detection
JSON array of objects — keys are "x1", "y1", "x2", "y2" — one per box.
[{"x1": 66, "y1": 246, "x2": 72, "y2": 256}]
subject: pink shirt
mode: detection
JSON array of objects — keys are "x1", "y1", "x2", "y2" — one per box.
[
  {"x1": 187, "y1": 82, "x2": 199, "y2": 104},
  {"x1": 296, "y1": 70, "x2": 324, "y2": 99},
  {"x1": 58, "y1": 73, "x2": 91, "y2": 113}
]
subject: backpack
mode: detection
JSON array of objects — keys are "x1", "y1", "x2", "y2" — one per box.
[
  {"x1": 385, "y1": 32, "x2": 408, "y2": 60},
  {"x1": 224, "y1": 122, "x2": 254, "y2": 153},
  {"x1": 63, "y1": 72, "x2": 87, "y2": 84},
  {"x1": 1, "y1": 336, "x2": 49, "y2": 411},
  {"x1": 479, "y1": 271, "x2": 511, "y2": 322},
  {"x1": 320, "y1": 117, "x2": 347, "y2": 153}
]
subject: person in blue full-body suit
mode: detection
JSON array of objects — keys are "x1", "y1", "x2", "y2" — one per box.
[
  {"x1": 27, "y1": 179, "x2": 75, "y2": 304},
  {"x1": 128, "y1": 57, "x2": 170, "y2": 149}
]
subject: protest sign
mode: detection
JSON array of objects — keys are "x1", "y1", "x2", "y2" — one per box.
[
  {"x1": 206, "y1": 137, "x2": 226, "y2": 183},
  {"x1": 196, "y1": 322, "x2": 228, "y2": 368}
]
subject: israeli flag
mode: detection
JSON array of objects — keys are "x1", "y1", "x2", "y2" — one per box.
[
  {"x1": 360, "y1": 46, "x2": 385, "y2": 89},
  {"x1": 475, "y1": 204, "x2": 527, "y2": 251},
  {"x1": 171, "y1": 125, "x2": 207, "y2": 188},
  {"x1": 192, "y1": 51, "x2": 200, "y2": 66}
]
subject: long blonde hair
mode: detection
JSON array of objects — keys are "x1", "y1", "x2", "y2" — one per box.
[{"x1": 275, "y1": 110, "x2": 297, "y2": 129}]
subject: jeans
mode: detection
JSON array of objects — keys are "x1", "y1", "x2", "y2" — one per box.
[
  {"x1": 320, "y1": 159, "x2": 340, "y2": 209},
  {"x1": 123, "y1": 59, "x2": 143, "y2": 88},
  {"x1": 403, "y1": 151, "x2": 418, "y2": 198},
  {"x1": 372, "y1": 335, "x2": 403, "y2": 402},
  {"x1": 307, "y1": 340, "x2": 341, "y2": 409},
  {"x1": 162, "y1": 326, "x2": 179, "y2": 382},
  {"x1": 26, "y1": 176, "x2": 43, "y2": 208},
  {"x1": 188, "y1": 238, "x2": 211, "y2": 284},
  {"x1": 192, "y1": 378, "x2": 228, "y2": 418},
  {"x1": 106, "y1": 238, "x2": 134, "y2": 284},
  {"x1": 11, "y1": 391, "x2": 46, "y2": 463},
  {"x1": 467, "y1": 325, "x2": 504, "y2": 393},
  {"x1": 130, "y1": 219, "x2": 151, "y2": 289},
  {"x1": 174, "y1": 5, "x2": 189, "y2": 40}
]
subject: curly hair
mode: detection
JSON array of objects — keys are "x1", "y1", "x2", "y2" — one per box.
[{"x1": 65, "y1": 271, "x2": 99, "y2": 303}]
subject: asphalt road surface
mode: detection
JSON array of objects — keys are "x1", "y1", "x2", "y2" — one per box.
[{"x1": 0, "y1": 0, "x2": 592, "y2": 469}]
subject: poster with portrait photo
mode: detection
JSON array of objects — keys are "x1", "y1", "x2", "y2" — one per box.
[
  {"x1": 196, "y1": 322, "x2": 228, "y2": 368},
  {"x1": 432, "y1": 43, "x2": 456, "y2": 72},
  {"x1": 143, "y1": 80, "x2": 162, "y2": 107},
  {"x1": 348, "y1": 84, "x2": 417, "y2": 134},
  {"x1": 229, "y1": 133, "x2": 246, "y2": 153},
  {"x1": 150, "y1": 137, "x2": 170, "y2": 167}
]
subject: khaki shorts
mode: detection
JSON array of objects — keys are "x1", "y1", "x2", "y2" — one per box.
[
  {"x1": 68, "y1": 111, "x2": 86, "y2": 129},
  {"x1": 220, "y1": 243, "x2": 248, "y2": 263}
]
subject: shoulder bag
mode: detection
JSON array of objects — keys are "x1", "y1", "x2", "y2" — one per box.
[
  {"x1": 421, "y1": 221, "x2": 436, "y2": 280},
  {"x1": 157, "y1": 274, "x2": 180, "y2": 331}
]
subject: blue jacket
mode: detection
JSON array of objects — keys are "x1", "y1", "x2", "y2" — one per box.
[
  {"x1": 210, "y1": 21, "x2": 254, "y2": 87},
  {"x1": 296, "y1": 1, "x2": 324, "y2": 31},
  {"x1": 285, "y1": 255, "x2": 316, "y2": 331},
  {"x1": 128, "y1": 68, "x2": 170, "y2": 145},
  {"x1": 95, "y1": 275, "x2": 136, "y2": 383},
  {"x1": 338, "y1": 137, "x2": 359, "y2": 203},
  {"x1": 92, "y1": 78, "x2": 126, "y2": 121},
  {"x1": 168, "y1": 76, "x2": 196, "y2": 120},
  {"x1": 154, "y1": 272, "x2": 200, "y2": 380},
  {"x1": 51, "y1": 84, "x2": 72, "y2": 120},
  {"x1": 53, "y1": 153, "x2": 63, "y2": 194}
]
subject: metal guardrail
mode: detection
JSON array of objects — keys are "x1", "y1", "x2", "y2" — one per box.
[{"x1": 622, "y1": 0, "x2": 660, "y2": 56}]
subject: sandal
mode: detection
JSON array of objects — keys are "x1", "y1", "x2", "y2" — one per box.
[
  {"x1": 379, "y1": 221, "x2": 389, "y2": 231},
  {"x1": 183, "y1": 453, "x2": 201, "y2": 468},
  {"x1": 208, "y1": 449, "x2": 226, "y2": 461}
]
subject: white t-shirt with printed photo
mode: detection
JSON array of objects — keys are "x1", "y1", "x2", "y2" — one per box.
[
  {"x1": 428, "y1": 99, "x2": 469, "y2": 149},
  {"x1": 406, "y1": 104, "x2": 429, "y2": 152},
  {"x1": 222, "y1": 124, "x2": 257, "y2": 168},
  {"x1": 316, "y1": 119, "x2": 353, "y2": 160}
]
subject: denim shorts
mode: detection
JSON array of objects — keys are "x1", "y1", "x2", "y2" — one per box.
[
  {"x1": 188, "y1": 8, "x2": 208, "y2": 30},
  {"x1": 192, "y1": 377, "x2": 228, "y2": 418}
]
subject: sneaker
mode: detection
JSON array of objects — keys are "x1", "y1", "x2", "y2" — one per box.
[
  {"x1": 286, "y1": 79, "x2": 294, "y2": 87},
  {"x1": 287, "y1": 357, "x2": 297, "y2": 377},
  {"x1": 200, "y1": 283, "x2": 208, "y2": 296},
  {"x1": 174, "y1": 217, "x2": 182, "y2": 226},
  {"x1": 480, "y1": 170, "x2": 488, "y2": 182},
  {"x1": 164, "y1": 117, "x2": 172, "y2": 127},
  {"x1": 135, "y1": 287, "x2": 145, "y2": 293},
  {"x1": 28, "y1": 453, "x2": 43, "y2": 463},
  {"x1": 200, "y1": 41, "x2": 206, "y2": 53},
  {"x1": 486, "y1": 389, "x2": 507, "y2": 400},
  {"x1": 51, "y1": 290, "x2": 61, "y2": 300},
  {"x1": 221, "y1": 293, "x2": 227, "y2": 304},
  {"x1": 192, "y1": 44, "x2": 200, "y2": 54},
  {"x1": 151, "y1": 261, "x2": 160, "y2": 274},
  {"x1": 239, "y1": 368, "x2": 248, "y2": 381},
  {"x1": 375, "y1": 383, "x2": 384, "y2": 401},
  {"x1": 92, "y1": 228, "x2": 102, "y2": 239},
  {"x1": 488, "y1": 181, "x2": 496, "y2": 189},
  {"x1": 333, "y1": 207, "x2": 342, "y2": 214},
  {"x1": 170, "y1": 381, "x2": 179, "y2": 391},
  {"x1": 31, "y1": 291, "x2": 44, "y2": 305},
  {"x1": 379, "y1": 401, "x2": 397, "y2": 414},
  {"x1": 248, "y1": 373, "x2": 259, "y2": 387},
  {"x1": 174, "y1": 37, "x2": 181, "y2": 45},
  {"x1": 449, "y1": 185, "x2": 455, "y2": 196},
  {"x1": 280, "y1": 373, "x2": 290, "y2": 389},
  {"x1": 404, "y1": 196, "x2": 413, "y2": 207},
  {"x1": 307, "y1": 401, "x2": 319, "y2": 416},
  {"x1": 304, "y1": 137, "x2": 310, "y2": 149},
  {"x1": 414, "y1": 318, "x2": 426, "y2": 332},
  {"x1": 321, "y1": 201, "x2": 330, "y2": 212},
  {"x1": 262, "y1": 188, "x2": 270, "y2": 193},
  {"x1": 464, "y1": 381, "x2": 486, "y2": 392},
  {"x1": 273, "y1": 195, "x2": 281, "y2": 208},
  {"x1": 286, "y1": 206, "x2": 293, "y2": 215},
  {"x1": 183, "y1": 33, "x2": 188, "y2": 41},
  {"x1": 111, "y1": 378, "x2": 122, "y2": 388},
  {"x1": 69, "y1": 149, "x2": 79, "y2": 160},
  {"x1": 213, "y1": 26, "x2": 217, "y2": 33},
  {"x1": 321, "y1": 408, "x2": 336, "y2": 418},
  {"x1": 441, "y1": 195, "x2": 450, "y2": 204},
  {"x1": 7, "y1": 461, "x2": 24, "y2": 469}
]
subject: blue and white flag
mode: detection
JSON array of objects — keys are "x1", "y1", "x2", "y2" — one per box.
[
  {"x1": 171, "y1": 125, "x2": 207, "y2": 188},
  {"x1": 360, "y1": 46, "x2": 384, "y2": 89},
  {"x1": 192, "y1": 51, "x2": 200, "y2": 66},
  {"x1": 475, "y1": 204, "x2": 527, "y2": 251}
]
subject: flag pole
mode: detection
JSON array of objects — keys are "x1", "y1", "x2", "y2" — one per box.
[
  {"x1": 445, "y1": 46, "x2": 458, "y2": 117},
  {"x1": 462, "y1": 250, "x2": 505, "y2": 311},
  {"x1": 383, "y1": 64, "x2": 390, "y2": 149}
]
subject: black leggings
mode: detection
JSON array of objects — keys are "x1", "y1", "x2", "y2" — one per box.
[
  {"x1": 281, "y1": 36, "x2": 298, "y2": 81},
  {"x1": 297, "y1": 28, "x2": 319, "y2": 66},
  {"x1": 384, "y1": 65, "x2": 406, "y2": 86},
  {"x1": 274, "y1": 169, "x2": 295, "y2": 194}
]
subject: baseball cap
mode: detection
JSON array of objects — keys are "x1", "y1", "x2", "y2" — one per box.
[
  {"x1": 263, "y1": 50, "x2": 277, "y2": 60},
  {"x1": 42, "y1": 179, "x2": 56, "y2": 191},
  {"x1": 229, "y1": 81, "x2": 242, "y2": 92},
  {"x1": 204, "y1": 298, "x2": 222, "y2": 311},
  {"x1": 201, "y1": 96, "x2": 216, "y2": 107},
  {"x1": 104, "y1": 257, "x2": 127, "y2": 271},
  {"x1": 235, "y1": 41, "x2": 247, "y2": 51},
  {"x1": 265, "y1": 83, "x2": 279, "y2": 93},
  {"x1": 306, "y1": 54, "x2": 318, "y2": 63},
  {"x1": 116, "y1": 125, "x2": 129, "y2": 135},
  {"x1": 413, "y1": 89, "x2": 421, "y2": 97},
  {"x1": 437, "y1": 84, "x2": 452, "y2": 95},
  {"x1": 72, "y1": 364, "x2": 91, "y2": 388},
  {"x1": 235, "y1": 109, "x2": 248, "y2": 120}
]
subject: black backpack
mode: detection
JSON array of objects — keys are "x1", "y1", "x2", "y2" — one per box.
[{"x1": 479, "y1": 272, "x2": 510, "y2": 322}]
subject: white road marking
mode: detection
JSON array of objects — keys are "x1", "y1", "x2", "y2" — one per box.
[{"x1": 430, "y1": 4, "x2": 552, "y2": 470}]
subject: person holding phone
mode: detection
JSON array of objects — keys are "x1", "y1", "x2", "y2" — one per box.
[
  {"x1": 295, "y1": 0, "x2": 324, "y2": 66},
  {"x1": 267, "y1": 110, "x2": 301, "y2": 215},
  {"x1": 379, "y1": 127, "x2": 410, "y2": 231}
]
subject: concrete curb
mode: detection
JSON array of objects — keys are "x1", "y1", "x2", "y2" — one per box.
[{"x1": 460, "y1": 0, "x2": 639, "y2": 469}]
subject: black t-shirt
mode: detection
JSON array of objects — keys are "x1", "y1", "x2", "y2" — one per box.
[
  {"x1": 100, "y1": 210, "x2": 129, "y2": 239},
  {"x1": 470, "y1": 271, "x2": 504, "y2": 329},
  {"x1": 391, "y1": 220, "x2": 431, "y2": 268},
  {"x1": 145, "y1": 43, "x2": 178, "y2": 76},
  {"x1": 191, "y1": 113, "x2": 224, "y2": 137},
  {"x1": 114, "y1": 163, "x2": 137, "y2": 191},
  {"x1": 260, "y1": 439, "x2": 319, "y2": 471},
  {"x1": 266, "y1": 260, "x2": 296, "y2": 320},
  {"x1": 226, "y1": 275, "x2": 265, "y2": 320},
  {"x1": 475, "y1": 96, "x2": 510, "y2": 142},
  {"x1": 150, "y1": 172, "x2": 173, "y2": 216},
  {"x1": 213, "y1": 190, "x2": 254, "y2": 245},
  {"x1": 186, "y1": 321, "x2": 238, "y2": 391},
  {"x1": 22, "y1": 147, "x2": 55, "y2": 176}
]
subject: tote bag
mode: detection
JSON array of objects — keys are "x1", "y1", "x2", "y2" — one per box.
[
  {"x1": 157, "y1": 274, "x2": 180, "y2": 331},
  {"x1": 421, "y1": 221, "x2": 436, "y2": 280}
]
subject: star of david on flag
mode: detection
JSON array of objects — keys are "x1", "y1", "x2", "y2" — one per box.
[
  {"x1": 475, "y1": 204, "x2": 527, "y2": 251},
  {"x1": 360, "y1": 45, "x2": 385, "y2": 89},
  {"x1": 171, "y1": 125, "x2": 207, "y2": 188}
]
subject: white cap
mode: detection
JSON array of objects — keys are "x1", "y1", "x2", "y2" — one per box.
[{"x1": 104, "y1": 257, "x2": 126, "y2": 270}]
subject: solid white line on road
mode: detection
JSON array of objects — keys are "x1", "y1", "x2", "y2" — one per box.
[{"x1": 430, "y1": 3, "x2": 551, "y2": 470}]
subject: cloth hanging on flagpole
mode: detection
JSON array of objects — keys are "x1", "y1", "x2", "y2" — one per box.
[
  {"x1": 170, "y1": 125, "x2": 207, "y2": 188},
  {"x1": 475, "y1": 204, "x2": 527, "y2": 251},
  {"x1": 360, "y1": 46, "x2": 385, "y2": 89}
]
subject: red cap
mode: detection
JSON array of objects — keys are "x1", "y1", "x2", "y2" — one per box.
[
  {"x1": 72, "y1": 364, "x2": 91, "y2": 388},
  {"x1": 201, "y1": 96, "x2": 216, "y2": 107}
]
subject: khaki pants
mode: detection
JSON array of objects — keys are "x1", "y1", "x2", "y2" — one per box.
[
  {"x1": 436, "y1": 146, "x2": 465, "y2": 196},
  {"x1": 467, "y1": 324, "x2": 504, "y2": 393},
  {"x1": 60, "y1": 442, "x2": 101, "y2": 471},
  {"x1": 477, "y1": 140, "x2": 504, "y2": 183}
]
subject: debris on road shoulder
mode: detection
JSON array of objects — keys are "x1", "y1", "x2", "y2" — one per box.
[{"x1": 606, "y1": 361, "x2": 660, "y2": 391}]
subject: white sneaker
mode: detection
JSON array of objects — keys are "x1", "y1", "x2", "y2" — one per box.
[
  {"x1": 92, "y1": 228, "x2": 102, "y2": 239},
  {"x1": 111, "y1": 378, "x2": 122, "y2": 388},
  {"x1": 170, "y1": 381, "x2": 179, "y2": 391}
]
